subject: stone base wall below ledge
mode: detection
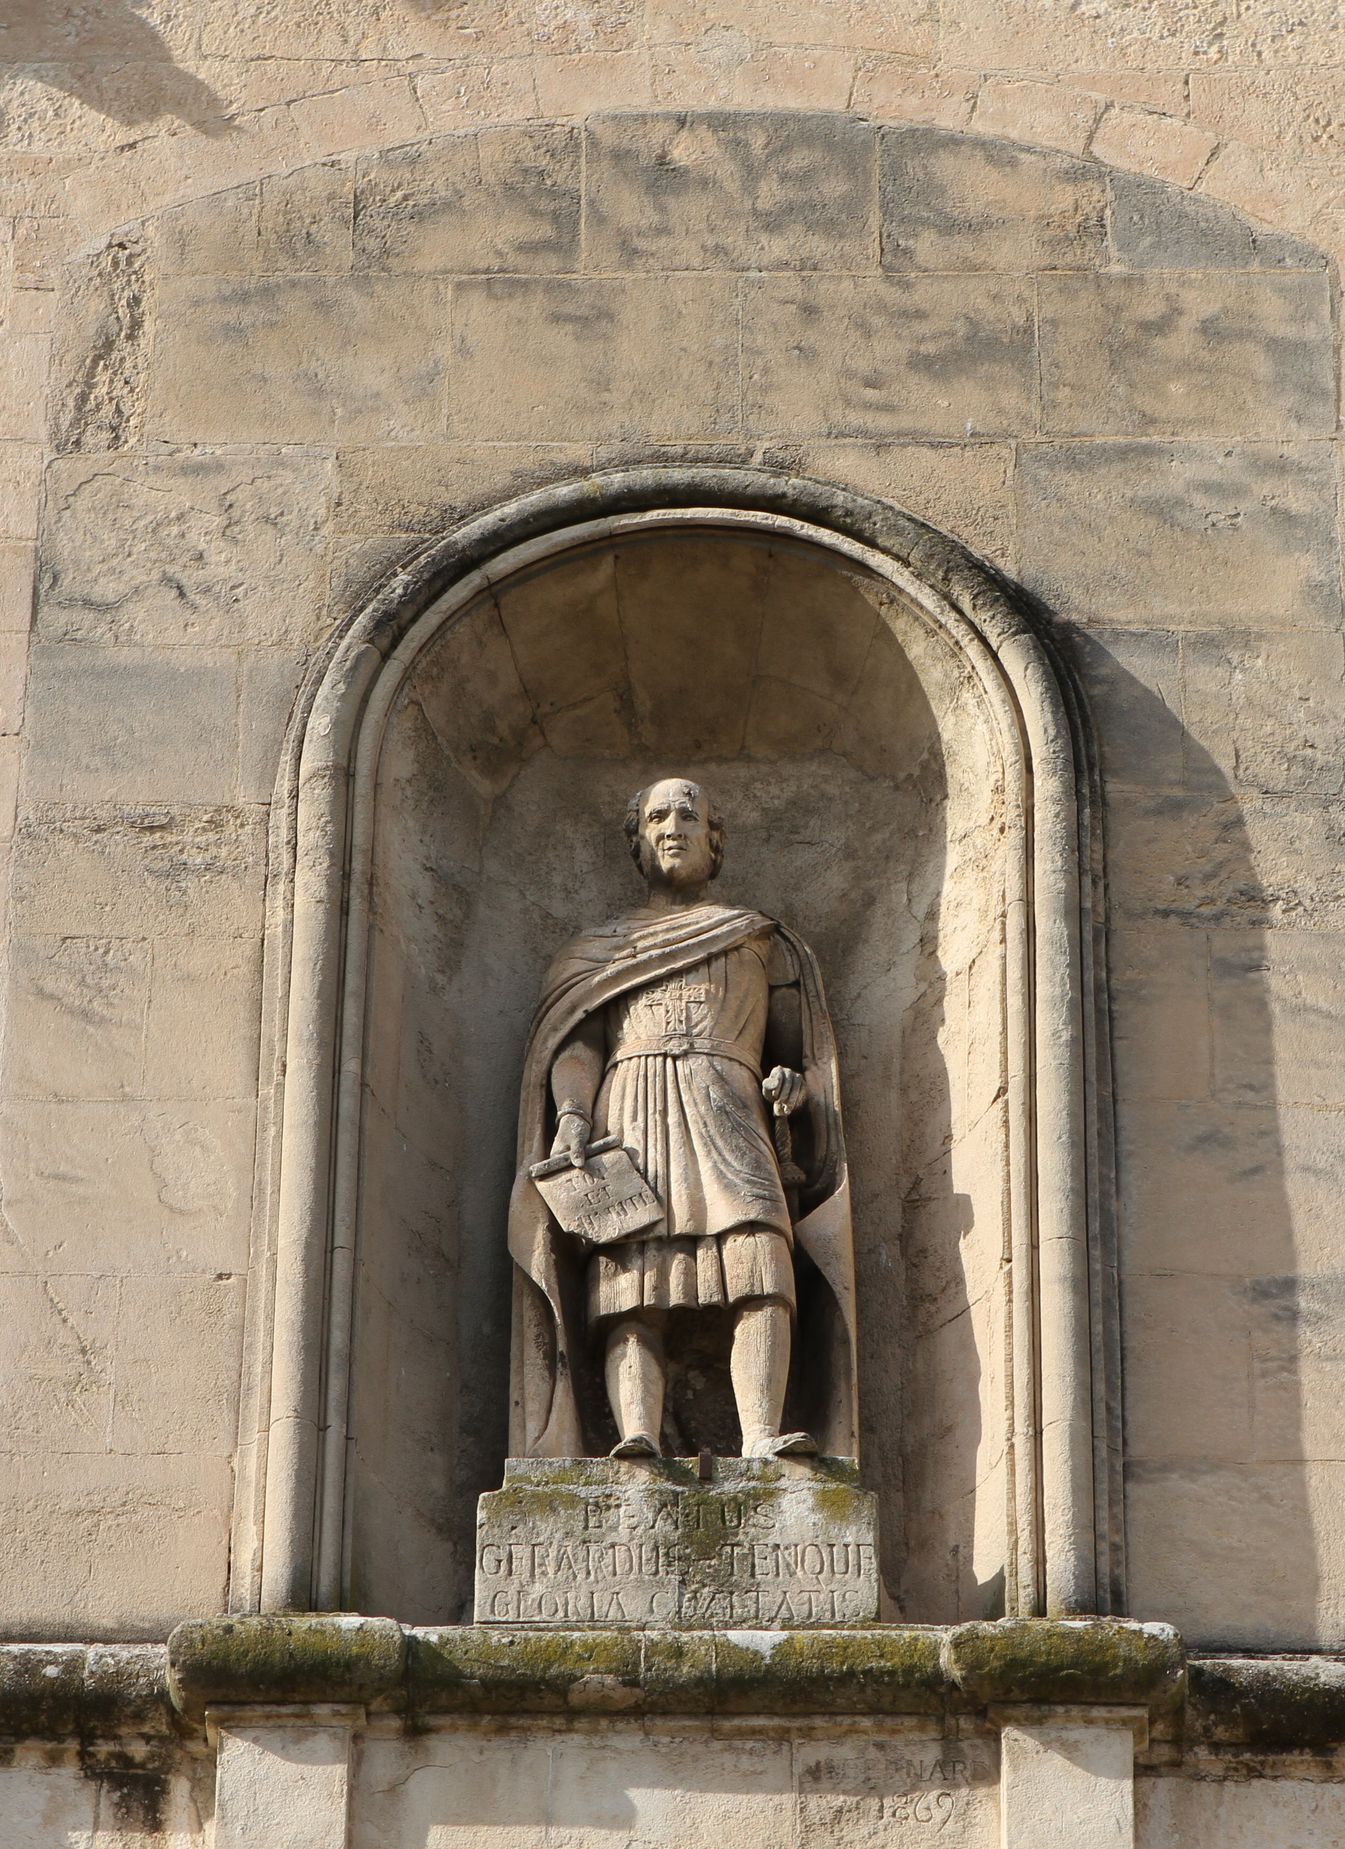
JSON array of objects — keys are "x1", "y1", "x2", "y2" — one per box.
[{"x1": 5, "y1": 1624, "x2": 1345, "y2": 1847}]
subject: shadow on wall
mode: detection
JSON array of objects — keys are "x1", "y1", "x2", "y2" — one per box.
[
  {"x1": 0, "y1": 1, "x2": 231, "y2": 136},
  {"x1": 1055, "y1": 627, "x2": 1315, "y2": 1649}
]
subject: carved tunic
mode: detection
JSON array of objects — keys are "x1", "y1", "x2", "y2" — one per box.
[{"x1": 586, "y1": 931, "x2": 795, "y2": 1323}]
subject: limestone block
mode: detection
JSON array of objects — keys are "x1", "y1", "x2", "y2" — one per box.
[
  {"x1": 1016, "y1": 441, "x2": 1341, "y2": 627},
  {"x1": 1106, "y1": 788, "x2": 1345, "y2": 931},
  {"x1": 1181, "y1": 629, "x2": 1345, "y2": 797},
  {"x1": 0, "y1": 1099, "x2": 255, "y2": 1272},
  {"x1": 333, "y1": 442, "x2": 588, "y2": 536},
  {"x1": 1249, "y1": 1274, "x2": 1345, "y2": 1470},
  {"x1": 23, "y1": 644, "x2": 238, "y2": 804},
  {"x1": 0, "y1": 1273, "x2": 116, "y2": 1454},
  {"x1": 354, "y1": 127, "x2": 579, "y2": 275},
  {"x1": 48, "y1": 233, "x2": 149, "y2": 455},
  {"x1": 237, "y1": 648, "x2": 309, "y2": 803},
  {"x1": 0, "y1": 540, "x2": 35, "y2": 638},
  {"x1": 614, "y1": 533, "x2": 769, "y2": 755},
  {"x1": 1119, "y1": 1099, "x2": 1345, "y2": 1283},
  {"x1": 258, "y1": 164, "x2": 354, "y2": 275},
  {"x1": 10, "y1": 802, "x2": 264, "y2": 939},
  {"x1": 1137, "y1": 1776, "x2": 1345, "y2": 1849},
  {"x1": 140, "y1": 935, "x2": 263, "y2": 1101},
  {"x1": 1108, "y1": 929, "x2": 1212, "y2": 1103},
  {"x1": 796, "y1": 1731, "x2": 999, "y2": 1848},
  {"x1": 0, "y1": 330, "x2": 48, "y2": 444},
  {"x1": 353, "y1": 1733, "x2": 550, "y2": 1849},
  {"x1": 40, "y1": 452, "x2": 334, "y2": 647},
  {"x1": 774, "y1": 440, "x2": 1016, "y2": 566},
  {"x1": 149, "y1": 275, "x2": 448, "y2": 444},
  {"x1": 411, "y1": 595, "x2": 544, "y2": 796},
  {"x1": 1108, "y1": 170, "x2": 1324, "y2": 272},
  {"x1": 0, "y1": 445, "x2": 42, "y2": 541},
  {"x1": 742, "y1": 275, "x2": 1037, "y2": 438},
  {"x1": 584, "y1": 111, "x2": 877, "y2": 271},
  {"x1": 214, "y1": 1715, "x2": 355, "y2": 1849},
  {"x1": 291, "y1": 74, "x2": 424, "y2": 160},
  {"x1": 474, "y1": 1458, "x2": 879, "y2": 1626},
  {"x1": 495, "y1": 547, "x2": 625, "y2": 721},
  {"x1": 0, "y1": 1453, "x2": 232, "y2": 1638},
  {"x1": 3, "y1": 933, "x2": 150, "y2": 1101},
  {"x1": 1211, "y1": 930, "x2": 1345, "y2": 1109},
  {"x1": 545, "y1": 1728, "x2": 794, "y2": 1846},
  {"x1": 1039, "y1": 273, "x2": 1334, "y2": 438},
  {"x1": 1126, "y1": 1458, "x2": 1345, "y2": 1649},
  {"x1": 1090, "y1": 107, "x2": 1217, "y2": 190},
  {"x1": 152, "y1": 186, "x2": 262, "y2": 277},
  {"x1": 998, "y1": 1714, "x2": 1136, "y2": 1849},
  {"x1": 646, "y1": 0, "x2": 936, "y2": 53},
  {"x1": 0, "y1": 1765, "x2": 96, "y2": 1849},
  {"x1": 1122, "y1": 1272, "x2": 1255, "y2": 1467},
  {"x1": 110, "y1": 1273, "x2": 245, "y2": 1455},
  {"x1": 449, "y1": 275, "x2": 739, "y2": 441},
  {"x1": 972, "y1": 78, "x2": 1101, "y2": 155},
  {"x1": 879, "y1": 127, "x2": 1104, "y2": 273},
  {"x1": 1060, "y1": 626, "x2": 1184, "y2": 790}
]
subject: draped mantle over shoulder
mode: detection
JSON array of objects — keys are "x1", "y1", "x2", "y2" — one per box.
[{"x1": 507, "y1": 900, "x2": 857, "y2": 1458}]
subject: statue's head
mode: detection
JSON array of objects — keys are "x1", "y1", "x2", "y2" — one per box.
[{"x1": 624, "y1": 778, "x2": 725, "y2": 889}]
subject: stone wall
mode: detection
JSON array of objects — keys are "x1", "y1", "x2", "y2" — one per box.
[{"x1": 2, "y1": 98, "x2": 1342, "y2": 1654}]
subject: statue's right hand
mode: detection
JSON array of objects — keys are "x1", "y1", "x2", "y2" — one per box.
[{"x1": 551, "y1": 1111, "x2": 591, "y2": 1169}]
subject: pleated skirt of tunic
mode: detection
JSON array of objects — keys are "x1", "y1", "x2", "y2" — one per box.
[{"x1": 587, "y1": 1050, "x2": 794, "y2": 1326}]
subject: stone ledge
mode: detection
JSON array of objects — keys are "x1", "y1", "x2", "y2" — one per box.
[
  {"x1": 1187, "y1": 1655, "x2": 1345, "y2": 1753},
  {"x1": 165, "y1": 1615, "x2": 1183, "y2": 1726},
  {"x1": 0, "y1": 1644, "x2": 175, "y2": 1741}
]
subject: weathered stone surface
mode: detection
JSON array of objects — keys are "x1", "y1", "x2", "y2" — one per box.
[
  {"x1": 0, "y1": 1098, "x2": 256, "y2": 1272},
  {"x1": 474, "y1": 1459, "x2": 880, "y2": 1626},
  {"x1": 257, "y1": 161, "x2": 354, "y2": 273},
  {"x1": 23, "y1": 643, "x2": 239, "y2": 803},
  {"x1": 333, "y1": 442, "x2": 588, "y2": 535},
  {"x1": 39, "y1": 452, "x2": 334, "y2": 646},
  {"x1": 354, "y1": 126, "x2": 580, "y2": 274},
  {"x1": 1039, "y1": 272, "x2": 1334, "y2": 438},
  {"x1": 742, "y1": 275, "x2": 1037, "y2": 437},
  {"x1": 449, "y1": 275, "x2": 739, "y2": 441},
  {"x1": 9, "y1": 803, "x2": 266, "y2": 937},
  {"x1": 1016, "y1": 441, "x2": 1341, "y2": 627},
  {"x1": 149, "y1": 275, "x2": 448, "y2": 444},
  {"x1": 1181, "y1": 629, "x2": 1345, "y2": 797},
  {"x1": 585, "y1": 111, "x2": 877, "y2": 271},
  {"x1": 1109, "y1": 170, "x2": 1327, "y2": 271},
  {"x1": 881, "y1": 127, "x2": 1107, "y2": 270},
  {"x1": 0, "y1": 1453, "x2": 232, "y2": 1639}
]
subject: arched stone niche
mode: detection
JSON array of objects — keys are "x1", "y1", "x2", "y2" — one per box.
[{"x1": 233, "y1": 469, "x2": 1118, "y2": 1628}]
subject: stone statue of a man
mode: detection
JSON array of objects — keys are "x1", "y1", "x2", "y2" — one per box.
[{"x1": 508, "y1": 778, "x2": 857, "y2": 1462}]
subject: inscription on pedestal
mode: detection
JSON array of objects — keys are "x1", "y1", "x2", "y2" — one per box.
[{"x1": 474, "y1": 1458, "x2": 879, "y2": 1627}]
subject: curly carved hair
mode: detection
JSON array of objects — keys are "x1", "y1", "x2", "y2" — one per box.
[{"x1": 623, "y1": 779, "x2": 725, "y2": 880}]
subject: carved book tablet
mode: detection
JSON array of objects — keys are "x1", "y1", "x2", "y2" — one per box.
[{"x1": 530, "y1": 1146, "x2": 663, "y2": 1246}]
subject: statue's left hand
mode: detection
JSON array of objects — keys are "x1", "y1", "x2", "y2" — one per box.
[{"x1": 762, "y1": 1065, "x2": 807, "y2": 1118}]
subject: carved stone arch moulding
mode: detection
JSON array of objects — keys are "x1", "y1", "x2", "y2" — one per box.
[{"x1": 232, "y1": 467, "x2": 1121, "y2": 1623}]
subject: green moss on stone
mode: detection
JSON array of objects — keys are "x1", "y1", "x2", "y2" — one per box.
[
  {"x1": 410, "y1": 1625, "x2": 641, "y2": 1714},
  {"x1": 1189, "y1": 1656, "x2": 1345, "y2": 1754},
  {"x1": 167, "y1": 1615, "x2": 406, "y2": 1720},
  {"x1": 713, "y1": 1627, "x2": 946, "y2": 1715},
  {"x1": 945, "y1": 1620, "x2": 1185, "y2": 1715}
]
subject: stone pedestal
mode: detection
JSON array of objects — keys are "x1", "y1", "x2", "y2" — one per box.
[{"x1": 474, "y1": 1457, "x2": 879, "y2": 1626}]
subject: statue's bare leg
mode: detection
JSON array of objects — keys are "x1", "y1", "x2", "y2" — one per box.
[
  {"x1": 606, "y1": 1314, "x2": 664, "y2": 1457},
  {"x1": 734, "y1": 1298, "x2": 817, "y2": 1457}
]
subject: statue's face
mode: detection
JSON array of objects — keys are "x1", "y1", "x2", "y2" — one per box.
[{"x1": 638, "y1": 779, "x2": 716, "y2": 889}]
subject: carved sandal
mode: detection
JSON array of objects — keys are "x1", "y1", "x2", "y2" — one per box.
[{"x1": 610, "y1": 1433, "x2": 661, "y2": 1458}]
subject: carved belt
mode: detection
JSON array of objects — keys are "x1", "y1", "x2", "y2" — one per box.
[{"x1": 607, "y1": 1036, "x2": 762, "y2": 1079}]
